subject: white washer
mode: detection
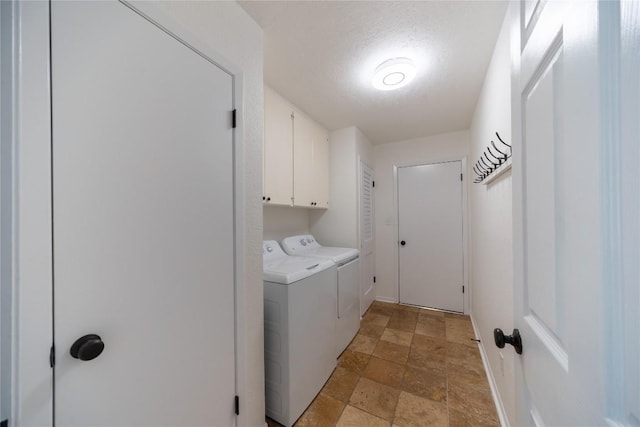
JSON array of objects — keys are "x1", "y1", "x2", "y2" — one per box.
[
  {"x1": 281, "y1": 235, "x2": 360, "y2": 358},
  {"x1": 262, "y1": 240, "x2": 337, "y2": 427}
]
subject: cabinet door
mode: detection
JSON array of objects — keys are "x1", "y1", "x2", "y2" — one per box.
[
  {"x1": 312, "y1": 123, "x2": 329, "y2": 208},
  {"x1": 292, "y1": 110, "x2": 314, "y2": 207},
  {"x1": 264, "y1": 87, "x2": 293, "y2": 205}
]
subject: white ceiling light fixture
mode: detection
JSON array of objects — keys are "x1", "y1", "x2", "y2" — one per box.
[{"x1": 372, "y1": 57, "x2": 417, "y2": 91}]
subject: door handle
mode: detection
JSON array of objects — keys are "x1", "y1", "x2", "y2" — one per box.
[
  {"x1": 493, "y1": 328, "x2": 522, "y2": 354},
  {"x1": 400, "y1": 240, "x2": 406, "y2": 246},
  {"x1": 70, "y1": 334, "x2": 105, "y2": 361}
]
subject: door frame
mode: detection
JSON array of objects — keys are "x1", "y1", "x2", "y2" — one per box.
[
  {"x1": 393, "y1": 157, "x2": 469, "y2": 314},
  {"x1": 2, "y1": 2, "x2": 248, "y2": 425}
]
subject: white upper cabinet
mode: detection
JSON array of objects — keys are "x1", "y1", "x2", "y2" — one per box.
[
  {"x1": 264, "y1": 86, "x2": 329, "y2": 209},
  {"x1": 264, "y1": 86, "x2": 293, "y2": 206},
  {"x1": 310, "y1": 120, "x2": 329, "y2": 208}
]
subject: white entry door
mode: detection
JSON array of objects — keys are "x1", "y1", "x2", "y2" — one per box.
[
  {"x1": 511, "y1": 1, "x2": 639, "y2": 424},
  {"x1": 51, "y1": 2, "x2": 236, "y2": 425},
  {"x1": 359, "y1": 161, "x2": 375, "y2": 316},
  {"x1": 397, "y1": 162, "x2": 463, "y2": 312}
]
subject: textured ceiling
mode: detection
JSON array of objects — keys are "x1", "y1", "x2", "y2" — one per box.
[{"x1": 239, "y1": 1, "x2": 508, "y2": 145}]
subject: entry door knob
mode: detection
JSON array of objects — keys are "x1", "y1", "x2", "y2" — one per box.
[
  {"x1": 493, "y1": 328, "x2": 523, "y2": 354},
  {"x1": 400, "y1": 240, "x2": 406, "y2": 246},
  {"x1": 70, "y1": 334, "x2": 105, "y2": 361}
]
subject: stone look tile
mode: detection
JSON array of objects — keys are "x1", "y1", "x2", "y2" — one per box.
[
  {"x1": 336, "y1": 405, "x2": 390, "y2": 427},
  {"x1": 322, "y1": 366, "x2": 360, "y2": 402},
  {"x1": 362, "y1": 357, "x2": 405, "y2": 388},
  {"x1": 291, "y1": 303, "x2": 499, "y2": 427},
  {"x1": 407, "y1": 335, "x2": 446, "y2": 370},
  {"x1": 348, "y1": 334, "x2": 379, "y2": 355},
  {"x1": 381, "y1": 328, "x2": 414, "y2": 347},
  {"x1": 393, "y1": 391, "x2": 448, "y2": 426},
  {"x1": 338, "y1": 350, "x2": 371, "y2": 374},
  {"x1": 359, "y1": 322, "x2": 386, "y2": 339},
  {"x1": 401, "y1": 365, "x2": 447, "y2": 403},
  {"x1": 399, "y1": 304, "x2": 421, "y2": 313},
  {"x1": 448, "y1": 408, "x2": 500, "y2": 427},
  {"x1": 447, "y1": 359, "x2": 490, "y2": 390},
  {"x1": 373, "y1": 340, "x2": 410, "y2": 365},
  {"x1": 414, "y1": 315, "x2": 446, "y2": 338},
  {"x1": 294, "y1": 393, "x2": 345, "y2": 427},
  {"x1": 363, "y1": 313, "x2": 391, "y2": 327},
  {"x1": 446, "y1": 342, "x2": 483, "y2": 369},
  {"x1": 448, "y1": 382, "x2": 499, "y2": 424},
  {"x1": 445, "y1": 317, "x2": 477, "y2": 345},
  {"x1": 419, "y1": 309, "x2": 445, "y2": 318},
  {"x1": 369, "y1": 302, "x2": 397, "y2": 317},
  {"x1": 349, "y1": 377, "x2": 400, "y2": 421},
  {"x1": 387, "y1": 312, "x2": 418, "y2": 332}
]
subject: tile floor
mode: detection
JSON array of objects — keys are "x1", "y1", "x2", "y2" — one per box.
[{"x1": 267, "y1": 301, "x2": 499, "y2": 427}]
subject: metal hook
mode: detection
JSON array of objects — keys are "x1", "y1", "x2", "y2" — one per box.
[
  {"x1": 491, "y1": 140, "x2": 508, "y2": 159},
  {"x1": 482, "y1": 155, "x2": 498, "y2": 170},
  {"x1": 472, "y1": 166, "x2": 483, "y2": 177},
  {"x1": 496, "y1": 132, "x2": 511, "y2": 148},
  {"x1": 486, "y1": 146, "x2": 504, "y2": 164}
]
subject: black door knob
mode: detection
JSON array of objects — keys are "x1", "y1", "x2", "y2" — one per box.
[
  {"x1": 400, "y1": 240, "x2": 406, "y2": 246},
  {"x1": 70, "y1": 334, "x2": 105, "y2": 361},
  {"x1": 493, "y1": 328, "x2": 523, "y2": 354}
]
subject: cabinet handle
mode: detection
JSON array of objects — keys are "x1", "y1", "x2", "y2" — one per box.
[
  {"x1": 262, "y1": 196, "x2": 265, "y2": 201},
  {"x1": 267, "y1": 197, "x2": 271, "y2": 202}
]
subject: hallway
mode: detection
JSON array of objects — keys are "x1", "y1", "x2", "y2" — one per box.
[{"x1": 268, "y1": 301, "x2": 498, "y2": 426}]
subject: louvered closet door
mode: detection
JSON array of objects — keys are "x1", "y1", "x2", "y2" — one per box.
[{"x1": 360, "y1": 161, "x2": 375, "y2": 315}]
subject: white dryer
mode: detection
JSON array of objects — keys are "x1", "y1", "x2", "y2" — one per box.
[
  {"x1": 281, "y1": 235, "x2": 360, "y2": 358},
  {"x1": 262, "y1": 240, "x2": 337, "y2": 427}
]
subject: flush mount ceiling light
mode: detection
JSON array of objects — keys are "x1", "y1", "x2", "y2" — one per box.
[{"x1": 372, "y1": 57, "x2": 417, "y2": 91}]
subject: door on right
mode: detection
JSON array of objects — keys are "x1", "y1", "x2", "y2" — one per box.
[
  {"x1": 398, "y1": 161, "x2": 463, "y2": 313},
  {"x1": 512, "y1": 0, "x2": 639, "y2": 425}
]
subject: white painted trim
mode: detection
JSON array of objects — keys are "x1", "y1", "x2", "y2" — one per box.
[
  {"x1": 11, "y1": 2, "x2": 250, "y2": 425},
  {"x1": 13, "y1": 1, "x2": 54, "y2": 425},
  {"x1": 375, "y1": 296, "x2": 398, "y2": 304},
  {"x1": 393, "y1": 156, "x2": 470, "y2": 314},
  {"x1": 470, "y1": 314, "x2": 511, "y2": 427}
]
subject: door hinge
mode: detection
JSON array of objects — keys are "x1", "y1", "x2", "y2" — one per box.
[
  {"x1": 372, "y1": 180, "x2": 375, "y2": 188},
  {"x1": 49, "y1": 345, "x2": 55, "y2": 368},
  {"x1": 462, "y1": 285, "x2": 465, "y2": 294},
  {"x1": 460, "y1": 173, "x2": 463, "y2": 181},
  {"x1": 232, "y1": 109, "x2": 237, "y2": 129},
  {"x1": 373, "y1": 276, "x2": 376, "y2": 283},
  {"x1": 1, "y1": 419, "x2": 8, "y2": 427},
  {"x1": 234, "y1": 395, "x2": 240, "y2": 415}
]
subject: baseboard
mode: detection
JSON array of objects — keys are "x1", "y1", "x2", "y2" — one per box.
[
  {"x1": 375, "y1": 296, "x2": 397, "y2": 304},
  {"x1": 470, "y1": 314, "x2": 510, "y2": 427}
]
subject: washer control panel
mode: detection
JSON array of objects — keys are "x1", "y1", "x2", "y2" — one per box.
[{"x1": 282, "y1": 235, "x2": 320, "y2": 254}]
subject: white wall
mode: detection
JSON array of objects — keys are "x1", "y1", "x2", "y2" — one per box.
[
  {"x1": 263, "y1": 206, "x2": 309, "y2": 242},
  {"x1": 469, "y1": 12, "x2": 514, "y2": 426},
  {"x1": 373, "y1": 130, "x2": 470, "y2": 302},
  {"x1": 309, "y1": 126, "x2": 373, "y2": 249}
]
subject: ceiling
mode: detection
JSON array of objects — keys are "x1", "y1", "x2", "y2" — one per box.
[{"x1": 239, "y1": 1, "x2": 508, "y2": 145}]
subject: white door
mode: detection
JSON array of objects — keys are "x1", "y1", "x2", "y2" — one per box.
[
  {"x1": 511, "y1": 1, "x2": 639, "y2": 424},
  {"x1": 359, "y1": 161, "x2": 375, "y2": 316},
  {"x1": 398, "y1": 162, "x2": 463, "y2": 312},
  {"x1": 51, "y1": 2, "x2": 236, "y2": 425}
]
